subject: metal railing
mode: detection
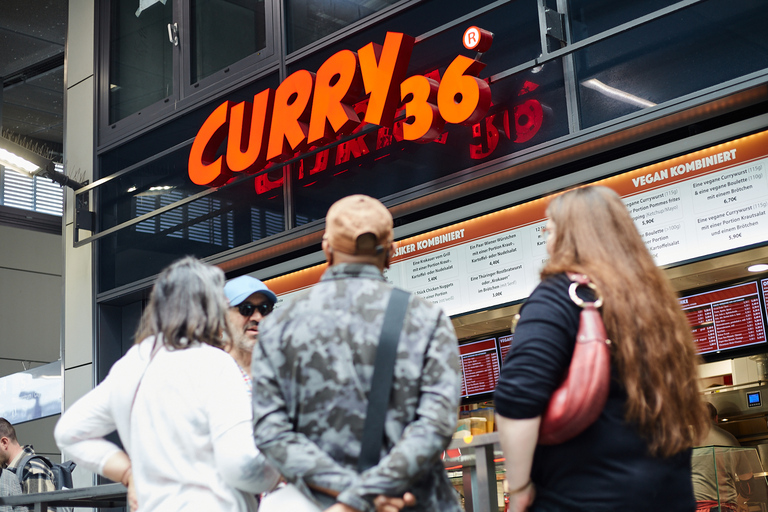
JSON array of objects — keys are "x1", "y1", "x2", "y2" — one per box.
[
  {"x1": 444, "y1": 432, "x2": 502, "y2": 512},
  {"x1": 0, "y1": 434, "x2": 502, "y2": 512},
  {"x1": 0, "y1": 482, "x2": 126, "y2": 511}
]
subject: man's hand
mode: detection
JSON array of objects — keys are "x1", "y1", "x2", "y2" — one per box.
[
  {"x1": 324, "y1": 504, "x2": 359, "y2": 512},
  {"x1": 374, "y1": 492, "x2": 416, "y2": 512},
  {"x1": 323, "y1": 493, "x2": 416, "y2": 512}
]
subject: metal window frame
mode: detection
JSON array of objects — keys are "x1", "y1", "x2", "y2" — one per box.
[
  {"x1": 83, "y1": 0, "x2": 525, "y2": 247},
  {"x1": 79, "y1": 0, "x2": 724, "y2": 246},
  {"x1": 96, "y1": 0, "x2": 180, "y2": 147},
  {"x1": 178, "y1": 0, "x2": 279, "y2": 101},
  {"x1": 97, "y1": 0, "x2": 281, "y2": 149},
  {"x1": 83, "y1": 0, "x2": 768, "y2": 299}
]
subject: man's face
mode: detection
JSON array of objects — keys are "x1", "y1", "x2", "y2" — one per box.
[
  {"x1": 227, "y1": 292, "x2": 273, "y2": 351},
  {"x1": 0, "y1": 437, "x2": 11, "y2": 466}
]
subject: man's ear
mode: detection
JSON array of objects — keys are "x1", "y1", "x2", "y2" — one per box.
[
  {"x1": 322, "y1": 238, "x2": 334, "y2": 265},
  {"x1": 383, "y1": 244, "x2": 394, "y2": 269}
]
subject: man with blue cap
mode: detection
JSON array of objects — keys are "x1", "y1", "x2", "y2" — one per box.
[{"x1": 224, "y1": 276, "x2": 277, "y2": 389}]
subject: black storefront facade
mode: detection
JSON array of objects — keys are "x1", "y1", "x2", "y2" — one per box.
[{"x1": 61, "y1": 0, "x2": 768, "y2": 496}]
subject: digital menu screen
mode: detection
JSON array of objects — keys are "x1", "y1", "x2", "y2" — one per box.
[
  {"x1": 680, "y1": 281, "x2": 767, "y2": 355},
  {"x1": 497, "y1": 334, "x2": 514, "y2": 363},
  {"x1": 762, "y1": 279, "x2": 768, "y2": 313},
  {"x1": 459, "y1": 338, "x2": 500, "y2": 398}
]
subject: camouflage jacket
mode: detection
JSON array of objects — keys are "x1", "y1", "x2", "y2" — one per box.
[{"x1": 253, "y1": 263, "x2": 462, "y2": 512}]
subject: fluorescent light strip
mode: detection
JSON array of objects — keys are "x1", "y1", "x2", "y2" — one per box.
[
  {"x1": 0, "y1": 148, "x2": 40, "y2": 176},
  {"x1": 582, "y1": 79, "x2": 657, "y2": 109}
]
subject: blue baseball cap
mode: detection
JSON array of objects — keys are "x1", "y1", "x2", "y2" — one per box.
[{"x1": 224, "y1": 276, "x2": 277, "y2": 306}]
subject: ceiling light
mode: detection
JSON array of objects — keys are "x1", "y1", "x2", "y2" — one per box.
[
  {"x1": 582, "y1": 79, "x2": 657, "y2": 109},
  {"x1": 748, "y1": 264, "x2": 768, "y2": 273},
  {"x1": 0, "y1": 136, "x2": 85, "y2": 190},
  {"x1": 0, "y1": 139, "x2": 48, "y2": 177},
  {"x1": 137, "y1": 185, "x2": 176, "y2": 196}
]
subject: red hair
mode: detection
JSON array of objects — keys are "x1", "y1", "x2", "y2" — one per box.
[{"x1": 542, "y1": 186, "x2": 708, "y2": 457}]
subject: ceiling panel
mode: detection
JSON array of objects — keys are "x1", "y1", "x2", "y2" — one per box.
[
  {"x1": 0, "y1": 0, "x2": 67, "y2": 37},
  {"x1": 1, "y1": 1, "x2": 67, "y2": 155},
  {"x1": 0, "y1": 32, "x2": 63, "y2": 78},
  {"x1": 2, "y1": 102, "x2": 63, "y2": 142},
  {"x1": 5, "y1": 82, "x2": 64, "y2": 112},
  {"x1": 25, "y1": 67, "x2": 64, "y2": 92}
]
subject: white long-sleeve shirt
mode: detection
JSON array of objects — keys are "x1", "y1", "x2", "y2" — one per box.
[{"x1": 55, "y1": 336, "x2": 280, "y2": 511}]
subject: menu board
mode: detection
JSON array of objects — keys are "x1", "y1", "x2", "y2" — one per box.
[
  {"x1": 266, "y1": 130, "x2": 768, "y2": 319},
  {"x1": 498, "y1": 334, "x2": 514, "y2": 363},
  {"x1": 680, "y1": 282, "x2": 767, "y2": 354},
  {"x1": 459, "y1": 338, "x2": 500, "y2": 398},
  {"x1": 762, "y1": 278, "x2": 768, "y2": 313},
  {"x1": 382, "y1": 131, "x2": 768, "y2": 316}
]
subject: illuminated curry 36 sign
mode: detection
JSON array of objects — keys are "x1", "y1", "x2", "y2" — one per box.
[{"x1": 188, "y1": 29, "x2": 496, "y2": 187}]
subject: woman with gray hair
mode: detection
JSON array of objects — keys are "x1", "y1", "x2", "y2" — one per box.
[{"x1": 55, "y1": 257, "x2": 280, "y2": 511}]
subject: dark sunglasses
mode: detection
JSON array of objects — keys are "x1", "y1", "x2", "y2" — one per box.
[{"x1": 236, "y1": 302, "x2": 273, "y2": 317}]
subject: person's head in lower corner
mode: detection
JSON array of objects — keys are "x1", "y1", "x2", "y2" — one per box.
[
  {"x1": 0, "y1": 418, "x2": 22, "y2": 466},
  {"x1": 706, "y1": 402, "x2": 718, "y2": 423},
  {"x1": 322, "y1": 194, "x2": 394, "y2": 270},
  {"x1": 134, "y1": 256, "x2": 233, "y2": 350},
  {"x1": 224, "y1": 276, "x2": 277, "y2": 351}
]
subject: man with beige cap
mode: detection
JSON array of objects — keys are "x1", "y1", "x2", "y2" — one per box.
[{"x1": 253, "y1": 195, "x2": 462, "y2": 512}]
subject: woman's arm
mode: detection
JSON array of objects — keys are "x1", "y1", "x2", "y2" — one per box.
[
  {"x1": 54, "y1": 378, "x2": 123, "y2": 476},
  {"x1": 494, "y1": 276, "x2": 580, "y2": 511},
  {"x1": 213, "y1": 421, "x2": 282, "y2": 494},
  {"x1": 496, "y1": 415, "x2": 540, "y2": 512},
  {"x1": 102, "y1": 451, "x2": 138, "y2": 512},
  {"x1": 208, "y1": 354, "x2": 282, "y2": 494}
]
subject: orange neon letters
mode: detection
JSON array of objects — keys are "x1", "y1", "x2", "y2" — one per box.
[
  {"x1": 189, "y1": 29, "x2": 501, "y2": 188},
  {"x1": 267, "y1": 70, "x2": 315, "y2": 162},
  {"x1": 437, "y1": 56, "x2": 491, "y2": 125},
  {"x1": 400, "y1": 75, "x2": 444, "y2": 143},
  {"x1": 308, "y1": 50, "x2": 362, "y2": 146},
  {"x1": 188, "y1": 101, "x2": 232, "y2": 186},
  {"x1": 358, "y1": 32, "x2": 415, "y2": 127},
  {"x1": 227, "y1": 89, "x2": 274, "y2": 173}
]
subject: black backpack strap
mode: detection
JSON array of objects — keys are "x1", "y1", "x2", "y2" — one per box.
[
  {"x1": 13, "y1": 454, "x2": 52, "y2": 486},
  {"x1": 357, "y1": 288, "x2": 411, "y2": 473}
]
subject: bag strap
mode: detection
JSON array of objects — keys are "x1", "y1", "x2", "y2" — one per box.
[
  {"x1": 566, "y1": 273, "x2": 603, "y2": 309},
  {"x1": 13, "y1": 454, "x2": 52, "y2": 486},
  {"x1": 357, "y1": 288, "x2": 411, "y2": 473}
]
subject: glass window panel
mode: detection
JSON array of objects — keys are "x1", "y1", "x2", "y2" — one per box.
[
  {"x1": 0, "y1": 165, "x2": 63, "y2": 215},
  {"x1": 574, "y1": 0, "x2": 768, "y2": 129},
  {"x1": 290, "y1": 57, "x2": 568, "y2": 226},
  {"x1": 286, "y1": 0, "x2": 501, "y2": 72},
  {"x1": 109, "y1": 0, "x2": 174, "y2": 123},
  {"x1": 285, "y1": 0, "x2": 402, "y2": 53},
  {"x1": 567, "y1": 0, "x2": 677, "y2": 42},
  {"x1": 2, "y1": 168, "x2": 34, "y2": 211},
  {"x1": 98, "y1": 177, "x2": 285, "y2": 292},
  {"x1": 287, "y1": 0, "x2": 561, "y2": 226},
  {"x1": 190, "y1": 0, "x2": 267, "y2": 83},
  {"x1": 100, "y1": 72, "x2": 280, "y2": 178}
]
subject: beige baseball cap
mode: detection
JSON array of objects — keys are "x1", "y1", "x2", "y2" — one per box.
[{"x1": 324, "y1": 194, "x2": 393, "y2": 255}]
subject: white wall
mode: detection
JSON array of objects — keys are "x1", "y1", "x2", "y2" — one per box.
[
  {"x1": 0, "y1": 223, "x2": 62, "y2": 460},
  {"x1": 0, "y1": 224, "x2": 62, "y2": 378},
  {"x1": 62, "y1": 0, "x2": 96, "y2": 491}
]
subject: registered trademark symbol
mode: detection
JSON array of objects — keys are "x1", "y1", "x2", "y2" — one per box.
[
  {"x1": 463, "y1": 27, "x2": 481, "y2": 49},
  {"x1": 463, "y1": 26, "x2": 493, "y2": 52}
]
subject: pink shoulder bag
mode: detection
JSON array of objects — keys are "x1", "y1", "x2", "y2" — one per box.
[{"x1": 538, "y1": 273, "x2": 612, "y2": 445}]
